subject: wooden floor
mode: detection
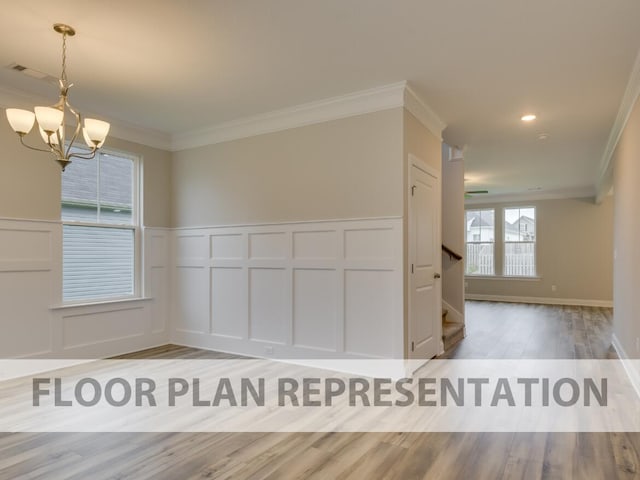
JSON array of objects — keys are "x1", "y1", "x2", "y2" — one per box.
[
  {"x1": 2, "y1": 302, "x2": 638, "y2": 480},
  {"x1": 442, "y1": 301, "x2": 617, "y2": 359}
]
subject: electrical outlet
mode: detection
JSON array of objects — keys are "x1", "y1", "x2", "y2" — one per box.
[
  {"x1": 551, "y1": 285, "x2": 557, "y2": 292},
  {"x1": 264, "y1": 346, "x2": 274, "y2": 356},
  {"x1": 636, "y1": 338, "x2": 640, "y2": 353}
]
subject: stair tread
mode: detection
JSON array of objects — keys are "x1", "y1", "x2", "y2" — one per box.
[
  {"x1": 442, "y1": 321, "x2": 465, "y2": 352},
  {"x1": 442, "y1": 322, "x2": 464, "y2": 338}
]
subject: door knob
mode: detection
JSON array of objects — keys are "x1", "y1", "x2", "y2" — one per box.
[{"x1": 434, "y1": 273, "x2": 441, "y2": 279}]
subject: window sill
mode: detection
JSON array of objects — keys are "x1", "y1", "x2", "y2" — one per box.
[
  {"x1": 465, "y1": 275, "x2": 542, "y2": 282},
  {"x1": 50, "y1": 297, "x2": 153, "y2": 311}
]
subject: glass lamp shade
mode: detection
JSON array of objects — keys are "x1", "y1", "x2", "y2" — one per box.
[
  {"x1": 39, "y1": 125, "x2": 63, "y2": 145},
  {"x1": 34, "y1": 106, "x2": 64, "y2": 133},
  {"x1": 84, "y1": 118, "x2": 110, "y2": 144},
  {"x1": 6, "y1": 109, "x2": 35, "y2": 134},
  {"x1": 83, "y1": 127, "x2": 105, "y2": 149}
]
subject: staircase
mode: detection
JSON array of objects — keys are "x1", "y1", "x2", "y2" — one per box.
[{"x1": 442, "y1": 308, "x2": 464, "y2": 351}]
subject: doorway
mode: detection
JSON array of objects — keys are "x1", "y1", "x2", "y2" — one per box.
[{"x1": 408, "y1": 154, "x2": 441, "y2": 360}]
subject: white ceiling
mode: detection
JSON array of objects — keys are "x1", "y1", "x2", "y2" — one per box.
[{"x1": 1, "y1": 0, "x2": 639, "y2": 196}]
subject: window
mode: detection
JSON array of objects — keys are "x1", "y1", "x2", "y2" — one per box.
[
  {"x1": 465, "y1": 209, "x2": 495, "y2": 275},
  {"x1": 62, "y1": 149, "x2": 138, "y2": 301},
  {"x1": 504, "y1": 207, "x2": 536, "y2": 277}
]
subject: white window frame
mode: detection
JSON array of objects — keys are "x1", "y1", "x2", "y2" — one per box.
[
  {"x1": 61, "y1": 148, "x2": 142, "y2": 304},
  {"x1": 465, "y1": 208, "x2": 496, "y2": 276},
  {"x1": 503, "y1": 206, "x2": 537, "y2": 277}
]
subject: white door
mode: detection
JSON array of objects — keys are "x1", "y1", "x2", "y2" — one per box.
[{"x1": 409, "y1": 158, "x2": 440, "y2": 360}]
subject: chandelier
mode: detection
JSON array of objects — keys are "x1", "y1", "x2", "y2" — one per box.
[{"x1": 5, "y1": 24, "x2": 110, "y2": 171}]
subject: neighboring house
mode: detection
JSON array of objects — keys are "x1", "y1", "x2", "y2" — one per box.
[
  {"x1": 465, "y1": 211, "x2": 494, "y2": 242},
  {"x1": 505, "y1": 215, "x2": 535, "y2": 241},
  {"x1": 61, "y1": 153, "x2": 132, "y2": 223},
  {"x1": 465, "y1": 211, "x2": 495, "y2": 275}
]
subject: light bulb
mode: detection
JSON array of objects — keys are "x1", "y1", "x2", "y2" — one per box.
[
  {"x1": 84, "y1": 118, "x2": 110, "y2": 144},
  {"x1": 39, "y1": 125, "x2": 63, "y2": 145},
  {"x1": 83, "y1": 127, "x2": 105, "y2": 149},
  {"x1": 35, "y1": 106, "x2": 63, "y2": 132}
]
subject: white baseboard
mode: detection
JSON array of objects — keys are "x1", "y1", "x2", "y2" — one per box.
[
  {"x1": 465, "y1": 293, "x2": 613, "y2": 308},
  {"x1": 612, "y1": 333, "x2": 640, "y2": 399}
]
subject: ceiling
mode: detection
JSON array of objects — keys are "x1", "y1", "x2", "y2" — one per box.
[{"x1": 1, "y1": 0, "x2": 639, "y2": 196}]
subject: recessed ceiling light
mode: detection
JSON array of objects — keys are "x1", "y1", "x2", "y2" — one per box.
[{"x1": 521, "y1": 114, "x2": 537, "y2": 122}]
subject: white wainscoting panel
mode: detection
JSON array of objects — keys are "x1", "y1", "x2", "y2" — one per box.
[
  {"x1": 61, "y1": 304, "x2": 147, "y2": 350},
  {"x1": 171, "y1": 218, "x2": 404, "y2": 359},
  {"x1": 293, "y1": 268, "x2": 337, "y2": 351},
  {"x1": 0, "y1": 220, "x2": 171, "y2": 359},
  {"x1": 211, "y1": 267, "x2": 246, "y2": 338},
  {"x1": 344, "y1": 270, "x2": 395, "y2": 357},
  {"x1": 176, "y1": 234, "x2": 208, "y2": 260},
  {"x1": 0, "y1": 271, "x2": 53, "y2": 357},
  {"x1": 344, "y1": 228, "x2": 394, "y2": 261},
  {"x1": 174, "y1": 267, "x2": 209, "y2": 334},
  {"x1": 0, "y1": 219, "x2": 58, "y2": 358},
  {"x1": 249, "y1": 232, "x2": 288, "y2": 260},
  {"x1": 211, "y1": 234, "x2": 243, "y2": 260},
  {"x1": 249, "y1": 268, "x2": 288, "y2": 343},
  {"x1": 144, "y1": 228, "x2": 171, "y2": 338},
  {"x1": 293, "y1": 231, "x2": 337, "y2": 260}
]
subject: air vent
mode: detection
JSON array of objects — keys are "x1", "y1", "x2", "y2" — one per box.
[{"x1": 5, "y1": 63, "x2": 57, "y2": 83}]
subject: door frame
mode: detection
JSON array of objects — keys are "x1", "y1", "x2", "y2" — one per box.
[{"x1": 407, "y1": 153, "x2": 443, "y2": 361}]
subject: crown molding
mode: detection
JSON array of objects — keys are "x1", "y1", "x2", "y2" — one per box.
[
  {"x1": 403, "y1": 84, "x2": 446, "y2": 140},
  {"x1": 595, "y1": 48, "x2": 640, "y2": 202},
  {"x1": 171, "y1": 82, "x2": 410, "y2": 151},
  {"x1": 106, "y1": 121, "x2": 172, "y2": 152},
  {"x1": 0, "y1": 85, "x2": 172, "y2": 151},
  {"x1": 172, "y1": 81, "x2": 446, "y2": 151},
  {"x1": 0, "y1": 81, "x2": 446, "y2": 153},
  {"x1": 464, "y1": 186, "x2": 597, "y2": 205}
]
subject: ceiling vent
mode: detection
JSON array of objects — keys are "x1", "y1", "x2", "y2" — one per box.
[{"x1": 5, "y1": 63, "x2": 57, "y2": 84}]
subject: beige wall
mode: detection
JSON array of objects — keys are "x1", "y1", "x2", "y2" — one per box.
[
  {"x1": 171, "y1": 108, "x2": 404, "y2": 227},
  {"x1": 0, "y1": 121, "x2": 61, "y2": 221},
  {"x1": 465, "y1": 196, "x2": 614, "y2": 303},
  {"x1": 0, "y1": 121, "x2": 172, "y2": 227},
  {"x1": 612, "y1": 95, "x2": 640, "y2": 358},
  {"x1": 441, "y1": 146, "x2": 465, "y2": 316},
  {"x1": 403, "y1": 110, "x2": 442, "y2": 174}
]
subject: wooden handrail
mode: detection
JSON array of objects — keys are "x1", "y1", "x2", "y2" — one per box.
[{"x1": 442, "y1": 244, "x2": 463, "y2": 261}]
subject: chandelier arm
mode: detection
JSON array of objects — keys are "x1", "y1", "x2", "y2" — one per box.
[
  {"x1": 63, "y1": 100, "x2": 83, "y2": 160},
  {"x1": 47, "y1": 135, "x2": 64, "y2": 159},
  {"x1": 55, "y1": 126, "x2": 64, "y2": 151},
  {"x1": 68, "y1": 149, "x2": 98, "y2": 161},
  {"x1": 18, "y1": 135, "x2": 54, "y2": 154}
]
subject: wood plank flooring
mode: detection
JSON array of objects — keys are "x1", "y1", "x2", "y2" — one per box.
[
  {"x1": 441, "y1": 301, "x2": 617, "y2": 359},
  {"x1": 2, "y1": 302, "x2": 638, "y2": 480}
]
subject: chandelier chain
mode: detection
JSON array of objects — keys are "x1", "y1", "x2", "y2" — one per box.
[{"x1": 61, "y1": 32, "x2": 68, "y2": 84}]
